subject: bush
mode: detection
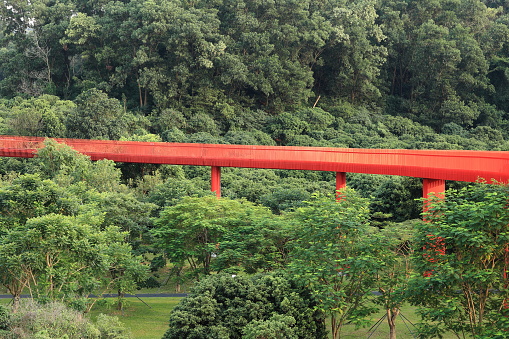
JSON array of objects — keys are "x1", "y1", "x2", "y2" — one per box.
[
  {"x1": 95, "y1": 313, "x2": 132, "y2": 339},
  {"x1": 137, "y1": 276, "x2": 162, "y2": 289},
  {"x1": 3, "y1": 301, "x2": 132, "y2": 339},
  {"x1": 162, "y1": 272, "x2": 326, "y2": 339},
  {"x1": 0, "y1": 304, "x2": 10, "y2": 330},
  {"x1": 8, "y1": 301, "x2": 99, "y2": 338}
]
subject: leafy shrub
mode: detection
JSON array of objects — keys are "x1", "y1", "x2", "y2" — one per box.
[
  {"x1": 0, "y1": 304, "x2": 10, "y2": 330},
  {"x1": 162, "y1": 272, "x2": 326, "y2": 339},
  {"x1": 3, "y1": 301, "x2": 131, "y2": 339},
  {"x1": 7, "y1": 301, "x2": 99, "y2": 338},
  {"x1": 137, "y1": 275, "x2": 162, "y2": 289},
  {"x1": 95, "y1": 313, "x2": 132, "y2": 339}
]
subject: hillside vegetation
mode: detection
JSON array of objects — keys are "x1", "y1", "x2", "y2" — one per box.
[{"x1": 2, "y1": 1, "x2": 509, "y2": 338}]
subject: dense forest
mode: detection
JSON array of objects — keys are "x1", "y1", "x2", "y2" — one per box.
[
  {"x1": 3, "y1": 0, "x2": 509, "y2": 219},
  {"x1": 3, "y1": 0, "x2": 509, "y2": 139},
  {"x1": 2, "y1": 0, "x2": 509, "y2": 338}
]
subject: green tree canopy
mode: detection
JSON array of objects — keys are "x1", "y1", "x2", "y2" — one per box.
[
  {"x1": 408, "y1": 184, "x2": 509, "y2": 338},
  {"x1": 288, "y1": 190, "x2": 385, "y2": 339}
]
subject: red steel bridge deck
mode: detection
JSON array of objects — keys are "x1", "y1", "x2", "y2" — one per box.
[{"x1": 0, "y1": 135, "x2": 508, "y2": 197}]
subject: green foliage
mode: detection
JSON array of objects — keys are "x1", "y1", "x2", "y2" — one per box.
[
  {"x1": 152, "y1": 196, "x2": 251, "y2": 276},
  {"x1": 316, "y1": 0, "x2": 387, "y2": 104},
  {"x1": 86, "y1": 190, "x2": 156, "y2": 241},
  {"x1": 0, "y1": 304, "x2": 10, "y2": 331},
  {"x1": 162, "y1": 272, "x2": 327, "y2": 339},
  {"x1": 95, "y1": 313, "x2": 133, "y2": 339},
  {"x1": 0, "y1": 171, "x2": 148, "y2": 309},
  {"x1": 1, "y1": 213, "x2": 103, "y2": 300},
  {"x1": 66, "y1": 88, "x2": 135, "y2": 140},
  {"x1": 2, "y1": 301, "x2": 131, "y2": 339},
  {"x1": 35, "y1": 139, "x2": 125, "y2": 192},
  {"x1": 288, "y1": 190, "x2": 384, "y2": 339},
  {"x1": 242, "y1": 314, "x2": 298, "y2": 339},
  {"x1": 211, "y1": 212, "x2": 292, "y2": 274},
  {"x1": 152, "y1": 196, "x2": 286, "y2": 277},
  {"x1": 370, "y1": 176, "x2": 422, "y2": 223},
  {"x1": 102, "y1": 238, "x2": 149, "y2": 310},
  {"x1": 147, "y1": 176, "x2": 212, "y2": 209},
  {"x1": 137, "y1": 275, "x2": 161, "y2": 289},
  {"x1": 221, "y1": 168, "x2": 279, "y2": 203},
  {"x1": 0, "y1": 95, "x2": 73, "y2": 137},
  {"x1": 0, "y1": 211, "x2": 147, "y2": 308},
  {"x1": 408, "y1": 184, "x2": 509, "y2": 338},
  {"x1": 0, "y1": 173, "x2": 74, "y2": 229},
  {"x1": 266, "y1": 113, "x2": 309, "y2": 145},
  {"x1": 259, "y1": 187, "x2": 310, "y2": 214}
]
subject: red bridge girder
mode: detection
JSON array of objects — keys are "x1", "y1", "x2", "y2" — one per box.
[{"x1": 0, "y1": 135, "x2": 507, "y2": 198}]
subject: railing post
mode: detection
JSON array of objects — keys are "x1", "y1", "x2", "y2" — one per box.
[
  {"x1": 336, "y1": 172, "x2": 347, "y2": 200},
  {"x1": 211, "y1": 166, "x2": 221, "y2": 198}
]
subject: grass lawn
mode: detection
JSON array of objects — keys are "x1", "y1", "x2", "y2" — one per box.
[
  {"x1": 335, "y1": 304, "x2": 422, "y2": 339},
  {"x1": 88, "y1": 297, "x2": 181, "y2": 339},
  {"x1": 333, "y1": 303, "x2": 460, "y2": 339}
]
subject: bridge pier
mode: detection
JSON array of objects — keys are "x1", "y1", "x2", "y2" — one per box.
[
  {"x1": 336, "y1": 172, "x2": 347, "y2": 192},
  {"x1": 422, "y1": 178, "x2": 445, "y2": 199},
  {"x1": 211, "y1": 166, "x2": 221, "y2": 198},
  {"x1": 422, "y1": 178, "x2": 445, "y2": 213},
  {"x1": 335, "y1": 172, "x2": 347, "y2": 200},
  {"x1": 421, "y1": 179, "x2": 446, "y2": 277}
]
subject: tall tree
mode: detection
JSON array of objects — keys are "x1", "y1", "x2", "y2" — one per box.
[
  {"x1": 408, "y1": 184, "x2": 509, "y2": 338},
  {"x1": 0, "y1": 0, "x2": 76, "y2": 97},
  {"x1": 314, "y1": 0, "x2": 387, "y2": 104},
  {"x1": 288, "y1": 190, "x2": 384, "y2": 339},
  {"x1": 65, "y1": 88, "x2": 134, "y2": 139},
  {"x1": 152, "y1": 196, "x2": 274, "y2": 277},
  {"x1": 0, "y1": 215, "x2": 147, "y2": 311}
]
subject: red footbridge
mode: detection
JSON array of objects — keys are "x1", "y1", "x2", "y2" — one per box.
[{"x1": 0, "y1": 135, "x2": 508, "y2": 199}]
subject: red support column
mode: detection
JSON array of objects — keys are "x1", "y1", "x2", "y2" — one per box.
[
  {"x1": 336, "y1": 172, "x2": 347, "y2": 200},
  {"x1": 422, "y1": 178, "x2": 446, "y2": 277},
  {"x1": 422, "y1": 178, "x2": 445, "y2": 213},
  {"x1": 211, "y1": 166, "x2": 221, "y2": 198}
]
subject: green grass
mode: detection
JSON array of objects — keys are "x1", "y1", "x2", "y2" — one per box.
[
  {"x1": 335, "y1": 304, "x2": 420, "y2": 338},
  {"x1": 333, "y1": 304, "x2": 459, "y2": 339},
  {"x1": 88, "y1": 297, "x2": 181, "y2": 339}
]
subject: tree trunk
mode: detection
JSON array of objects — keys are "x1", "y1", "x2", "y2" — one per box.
[
  {"x1": 331, "y1": 315, "x2": 342, "y2": 339},
  {"x1": 12, "y1": 293, "x2": 20, "y2": 313},
  {"x1": 117, "y1": 289, "x2": 125, "y2": 311},
  {"x1": 387, "y1": 308, "x2": 400, "y2": 339}
]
